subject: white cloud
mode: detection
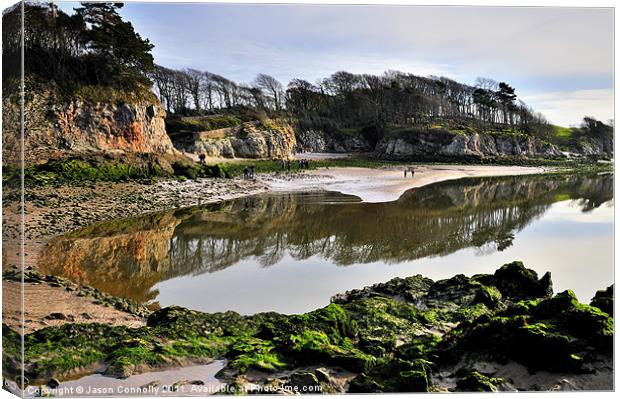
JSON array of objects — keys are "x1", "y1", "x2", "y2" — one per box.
[{"x1": 521, "y1": 88, "x2": 614, "y2": 127}]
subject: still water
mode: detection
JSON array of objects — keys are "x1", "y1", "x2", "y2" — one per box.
[{"x1": 38, "y1": 173, "x2": 614, "y2": 314}]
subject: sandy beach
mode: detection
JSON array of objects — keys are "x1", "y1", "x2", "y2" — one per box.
[{"x1": 264, "y1": 164, "x2": 550, "y2": 202}]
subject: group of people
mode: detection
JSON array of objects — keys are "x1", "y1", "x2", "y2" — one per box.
[
  {"x1": 404, "y1": 167, "x2": 415, "y2": 178},
  {"x1": 279, "y1": 158, "x2": 311, "y2": 172}
]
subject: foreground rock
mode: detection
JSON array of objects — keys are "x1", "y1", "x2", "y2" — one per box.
[{"x1": 2, "y1": 262, "x2": 613, "y2": 392}]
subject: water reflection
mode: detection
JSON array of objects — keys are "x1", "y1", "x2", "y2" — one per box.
[{"x1": 38, "y1": 173, "x2": 613, "y2": 306}]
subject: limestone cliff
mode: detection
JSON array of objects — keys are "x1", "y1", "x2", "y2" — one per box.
[
  {"x1": 571, "y1": 136, "x2": 614, "y2": 157},
  {"x1": 172, "y1": 121, "x2": 297, "y2": 159},
  {"x1": 2, "y1": 82, "x2": 176, "y2": 164},
  {"x1": 297, "y1": 127, "x2": 613, "y2": 159},
  {"x1": 376, "y1": 131, "x2": 563, "y2": 159},
  {"x1": 297, "y1": 129, "x2": 372, "y2": 153}
]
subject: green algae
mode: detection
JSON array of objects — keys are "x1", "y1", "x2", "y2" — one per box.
[
  {"x1": 349, "y1": 358, "x2": 431, "y2": 393},
  {"x1": 3, "y1": 262, "x2": 614, "y2": 392},
  {"x1": 455, "y1": 370, "x2": 504, "y2": 392},
  {"x1": 590, "y1": 285, "x2": 614, "y2": 315}
]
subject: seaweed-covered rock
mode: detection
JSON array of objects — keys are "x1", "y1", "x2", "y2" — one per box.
[
  {"x1": 455, "y1": 370, "x2": 504, "y2": 392},
  {"x1": 438, "y1": 289, "x2": 613, "y2": 374},
  {"x1": 491, "y1": 261, "x2": 553, "y2": 299},
  {"x1": 288, "y1": 371, "x2": 320, "y2": 390},
  {"x1": 535, "y1": 290, "x2": 613, "y2": 350},
  {"x1": 3, "y1": 263, "x2": 613, "y2": 392},
  {"x1": 348, "y1": 358, "x2": 431, "y2": 393},
  {"x1": 427, "y1": 274, "x2": 502, "y2": 310},
  {"x1": 332, "y1": 274, "x2": 433, "y2": 304},
  {"x1": 590, "y1": 285, "x2": 613, "y2": 315}
]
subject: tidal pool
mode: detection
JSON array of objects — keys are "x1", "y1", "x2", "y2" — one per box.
[{"x1": 38, "y1": 173, "x2": 614, "y2": 314}]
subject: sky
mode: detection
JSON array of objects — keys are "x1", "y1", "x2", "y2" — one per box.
[{"x1": 56, "y1": 2, "x2": 614, "y2": 127}]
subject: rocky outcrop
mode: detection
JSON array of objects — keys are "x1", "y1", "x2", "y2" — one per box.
[
  {"x1": 376, "y1": 130, "x2": 563, "y2": 159},
  {"x1": 4, "y1": 262, "x2": 613, "y2": 391},
  {"x1": 52, "y1": 101, "x2": 175, "y2": 155},
  {"x1": 2, "y1": 84, "x2": 176, "y2": 164},
  {"x1": 571, "y1": 136, "x2": 614, "y2": 157},
  {"x1": 173, "y1": 121, "x2": 296, "y2": 159},
  {"x1": 296, "y1": 129, "x2": 372, "y2": 153}
]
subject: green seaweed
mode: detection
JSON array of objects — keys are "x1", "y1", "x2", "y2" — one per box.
[{"x1": 3, "y1": 262, "x2": 613, "y2": 391}]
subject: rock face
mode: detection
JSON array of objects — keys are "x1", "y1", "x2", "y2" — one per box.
[
  {"x1": 296, "y1": 129, "x2": 373, "y2": 153},
  {"x1": 376, "y1": 131, "x2": 564, "y2": 159},
  {"x1": 52, "y1": 101, "x2": 175, "y2": 155},
  {"x1": 297, "y1": 127, "x2": 613, "y2": 159},
  {"x1": 572, "y1": 136, "x2": 614, "y2": 157},
  {"x1": 173, "y1": 122, "x2": 296, "y2": 159},
  {"x1": 2, "y1": 85, "x2": 176, "y2": 164}
]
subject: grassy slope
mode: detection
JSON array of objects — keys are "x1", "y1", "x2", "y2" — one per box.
[{"x1": 551, "y1": 125, "x2": 574, "y2": 149}]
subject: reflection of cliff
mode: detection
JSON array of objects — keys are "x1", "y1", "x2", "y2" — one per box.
[
  {"x1": 38, "y1": 174, "x2": 613, "y2": 304},
  {"x1": 39, "y1": 213, "x2": 181, "y2": 303}
]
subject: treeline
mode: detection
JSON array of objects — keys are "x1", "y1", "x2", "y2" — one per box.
[
  {"x1": 570, "y1": 117, "x2": 614, "y2": 142},
  {"x1": 5, "y1": 2, "x2": 611, "y2": 145},
  {"x1": 151, "y1": 66, "x2": 285, "y2": 115},
  {"x1": 2, "y1": 2, "x2": 154, "y2": 93},
  {"x1": 151, "y1": 65, "x2": 555, "y2": 141}
]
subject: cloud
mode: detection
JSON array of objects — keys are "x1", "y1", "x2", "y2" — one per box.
[
  {"x1": 55, "y1": 2, "x2": 613, "y2": 125},
  {"x1": 521, "y1": 88, "x2": 614, "y2": 127}
]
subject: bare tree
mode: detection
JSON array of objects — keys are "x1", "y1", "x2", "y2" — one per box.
[
  {"x1": 254, "y1": 73, "x2": 284, "y2": 111},
  {"x1": 184, "y1": 68, "x2": 204, "y2": 112}
]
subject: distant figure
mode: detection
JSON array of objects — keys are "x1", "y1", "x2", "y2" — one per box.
[
  {"x1": 250, "y1": 165, "x2": 256, "y2": 179},
  {"x1": 404, "y1": 169, "x2": 407, "y2": 178},
  {"x1": 287, "y1": 160, "x2": 292, "y2": 172},
  {"x1": 280, "y1": 159, "x2": 286, "y2": 172},
  {"x1": 198, "y1": 153, "x2": 206, "y2": 164},
  {"x1": 404, "y1": 167, "x2": 415, "y2": 178},
  {"x1": 243, "y1": 166, "x2": 250, "y2": 179}
]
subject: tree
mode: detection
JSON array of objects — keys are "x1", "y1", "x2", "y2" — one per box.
[
  {"x1": 580, "y1": 117, "x2": 613, "y2": 138},
  {"x1": 254, "y1": 74, "x2": 284, "y2": 112},
  {"x1": 496, "y1": 82, "x2": 517, "y2": 125},
  {"x1": 184, "y1": 68, "x2": 203, "y2": 112},
  {"x1": 75, "y1": 2, "x2": 154, "y2": 86}
]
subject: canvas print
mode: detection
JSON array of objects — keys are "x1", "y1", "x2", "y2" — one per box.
[{"x1": 1, "y1": 1, "x2": 614, "y2": 396}]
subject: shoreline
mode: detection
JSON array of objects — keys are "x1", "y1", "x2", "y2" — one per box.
[{"x1": 263, "y1": 164, "x2": 551, "y2": 203}]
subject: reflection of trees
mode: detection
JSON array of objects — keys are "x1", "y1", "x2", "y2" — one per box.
[
  {"x1": 169, "y1": 173, "x2": 614, "y2": 271},
  {"x1": 572, "y1": 173, "x2": 613, "y2": 212},
  {"x1": 38, "y1": 173, "x2": 613, "y2": 304}
]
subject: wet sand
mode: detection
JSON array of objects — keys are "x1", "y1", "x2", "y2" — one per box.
[{"x1": 264, "y1": 164, "x2": 550, "y2": 202}]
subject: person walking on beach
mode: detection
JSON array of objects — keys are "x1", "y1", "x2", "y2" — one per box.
[{"x1": 404, "y1": 167, "x2": 415, "y2": 178}]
